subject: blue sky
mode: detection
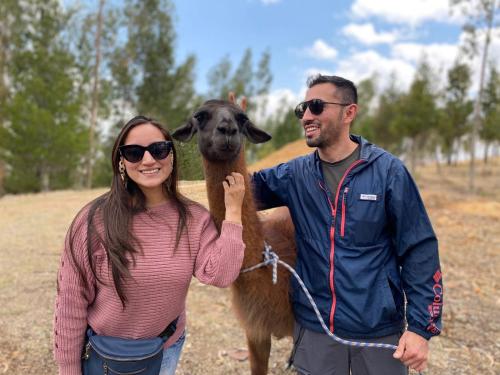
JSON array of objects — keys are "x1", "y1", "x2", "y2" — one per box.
[
  {"x1": 72, "y1": 0, "x2": 499, "y2": 116},
  {"x1": 170, "y1": 0, "x2": 499, "y2": 114},
  {"x1": 173, "y1": 0, "x2": 463, "y2": 94}
]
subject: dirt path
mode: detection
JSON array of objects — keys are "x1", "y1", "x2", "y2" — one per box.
[{"x1": 0, "y1": 161, "x2": 498, "y2": 374}]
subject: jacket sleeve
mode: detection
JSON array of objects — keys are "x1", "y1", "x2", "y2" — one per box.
[
  {"x1": 251, "y1": 162, "x2": 291, "y2": 210},
  {"x1": 386, "y1": 160, "x2": 443, "y2": 340}
]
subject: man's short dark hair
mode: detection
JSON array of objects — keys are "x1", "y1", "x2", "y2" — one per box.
[{"x1": 307, "y1": 74, "x2": 358, "y2": 104}]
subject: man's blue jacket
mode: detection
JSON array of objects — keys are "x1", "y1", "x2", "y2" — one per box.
[{"x1": 251, "y1": 135, "x2": 443, "y2": 340}]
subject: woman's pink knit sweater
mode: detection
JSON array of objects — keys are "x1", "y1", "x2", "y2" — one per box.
[{"x1": 53, "y1": 200, "x2": 245, "y2": 375}]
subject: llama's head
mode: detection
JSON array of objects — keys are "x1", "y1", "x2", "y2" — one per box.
[{"x1": 172, "y1": 100, "x2": 271, "y2": 162}]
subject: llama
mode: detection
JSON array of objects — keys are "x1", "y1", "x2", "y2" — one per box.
[{"x1": 173, "y1": 100, "x2": 296, "y2": 375}]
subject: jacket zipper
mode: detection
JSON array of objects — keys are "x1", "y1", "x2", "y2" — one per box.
[
  {"x1": 341, "y1": 187, "x2": 349, "y2": 237},
  {"x1": 318, "y1": 182, "x2": 336, "y2": 332},
  {"x1": 327, "y1": 159, "x2": 365, "y2": 333}
]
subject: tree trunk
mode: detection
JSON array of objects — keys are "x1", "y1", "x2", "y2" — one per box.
[
  {"x1": 435, "y1": 147, "x2": 442, "y2": 174},
  {"x1": 87, "y1": 0, "x2": 105, "y2": 189},
  {"x1": 0, "y1": 160, "x2": 5, "y2": 196},
  {"x1": 41, "y1": 167, "x2": 50, "y2": 192},
  {"x1": 469, "y1": 0, "x2": 496, "y2": 193},
  {"x1": 410, "y1": 138, "x2": 417, "y2": 175},
  {"x1": 484, "y1": 141, "x2": 490, "y2": 164}
]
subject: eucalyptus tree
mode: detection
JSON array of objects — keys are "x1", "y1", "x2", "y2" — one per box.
[
  {"x1": 450, "y1": 0, "x2": 499, "y2": 191},
  {"x1": 2, "y1": 0, "x2": 86, "y2": 192},
  {"x1": 438, "y1": 61, "x2": 473, "y2": 164},
  {"x1": 481, "y1": 64, "x2": 500, "y2": 162}
]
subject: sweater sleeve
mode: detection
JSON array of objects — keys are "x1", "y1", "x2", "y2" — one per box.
[
  {"x1": 54, "y1": 210, "x2": 96, "y2": 375},
  {"x1": 193, "y1": 210, "x2": 245, "y2": 287},
  {"x1": 387, "y1": 160, "x2": 443, "y2": 340}
]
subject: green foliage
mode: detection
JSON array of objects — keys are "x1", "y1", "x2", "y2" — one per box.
[
  {"x1": 91, "y1": 121, "x2": 120, "y2": 187},
  {"x1": 105, "y1": 0, "x2": 201, "y2": 180},
  {"x1": 207, "y1": 56, "x2": 232, "y2": 100},
  {"x1": 353, "y1": 76, "x2": 378, "y2": 144},
  {"x1": 437, "y1": 61, "x2": 473, "y2": 164},
  {"x1": 481, "y1": 64, "x2": 500, "y2": 160},
  {"x1": 270, "y1": 107, "x2": 302, "y2": 150},
  {"x1": 174, "y1": 139, "x2": 205, "y2": 181},
  {"x1": 0, "y1": 0, "x2": 22, "y2": 118},
  {"x1": 391, "y1": 61, "x2": 439, "y2": 171},
  {"x1": 207, "y1": 48, "x2": 272, "y2": 111},
  {"x1": 2, "y1": 0, "x2": 87, "y2": 193},
  {"x1": 359, "y1": 75, "x2": 404, "y2": 154}
]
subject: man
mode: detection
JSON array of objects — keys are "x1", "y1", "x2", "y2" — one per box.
[{"x1": 250, "y1": 75, "x2": 443, "y2": 374}]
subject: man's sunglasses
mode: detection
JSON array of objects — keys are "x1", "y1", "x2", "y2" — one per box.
[
  {"x1": 119, "y1": 141, "x2": 173, "y2": 163},
  {"x1": 294, "y1": 99, "x2": 351, "y2": 119}
]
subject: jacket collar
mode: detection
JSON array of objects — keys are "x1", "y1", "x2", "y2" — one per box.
[{"x1": 308, "y1": 134, "x2": 384, "y2": 180}]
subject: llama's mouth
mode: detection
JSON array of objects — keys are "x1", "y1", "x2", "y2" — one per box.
[{"x1": 204, "y1": 143, "x2": 241, "y2": 162}]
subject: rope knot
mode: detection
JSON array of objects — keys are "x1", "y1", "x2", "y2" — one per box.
[{"x1": 262, "y1": 242, "x2": 279, "y2": 284}]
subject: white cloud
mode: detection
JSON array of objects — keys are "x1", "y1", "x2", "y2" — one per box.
[
  {"x1": 253, "y1": 89, "x2": 299, "y2": 123},
  {"x1": 335, "y1": 50, "x2": 416, "y2": 91},
  {"x1": 342, "y1": 23, "x2": 399, "y2": 45},
  {"x1": 351, "y1": 0, "x2": 462, "y2": 26},
  {"x1": 304, "y1": 39, "x2": 338, "y2": 61},
  {"x1": 392, "y1": 42, "x2": 459, "y2": 67}
]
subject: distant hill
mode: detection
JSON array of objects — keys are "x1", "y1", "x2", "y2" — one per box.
[{"x1": 249, "y1": 139, "x2": 313, "y2": 172}]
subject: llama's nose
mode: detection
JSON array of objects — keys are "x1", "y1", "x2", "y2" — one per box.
[{"x1": 216, "y1": 122, "x2": 238, "y2": 137}]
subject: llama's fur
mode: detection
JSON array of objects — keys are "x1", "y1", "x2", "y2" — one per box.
[{"x1": 173, "y1": 100, "x2": 296, "y2": 375}]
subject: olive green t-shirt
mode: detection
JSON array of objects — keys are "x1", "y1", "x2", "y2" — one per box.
[{"x1": 321, "y1": 145, "x2": 360, "y2": 206}]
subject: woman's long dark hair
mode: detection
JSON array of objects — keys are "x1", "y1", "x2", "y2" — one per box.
[{"x1": 68, "y1": 115, "x2": 190, "y2": 307}]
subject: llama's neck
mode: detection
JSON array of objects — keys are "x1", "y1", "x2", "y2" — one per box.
[{"x1": 203, "y1": 148, "x2": 265, "y2": 266}]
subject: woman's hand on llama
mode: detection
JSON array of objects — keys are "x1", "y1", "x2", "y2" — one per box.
[{"x1": 223, "y1": 172, "x2": 245, "y2": 224}]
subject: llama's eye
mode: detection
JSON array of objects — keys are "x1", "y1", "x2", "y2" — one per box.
[
  {"x1": 236, "y1": 113, "x2": 249, "y2": 125},
  {"x1": 194, "y1": 111, "x2": 209, "y2": 124}
]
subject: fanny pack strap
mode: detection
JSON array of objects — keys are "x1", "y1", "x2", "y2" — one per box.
[
  {"x1": 88, "y1": 316, "x2": 179, "y2": 343},
  {"x1": 158, "y1": 316, "x2": 179, "y2": 342}
]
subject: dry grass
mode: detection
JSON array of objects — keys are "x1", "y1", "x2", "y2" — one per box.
[{"x1": 0, "y1": 155, "x2": 499, "y2": 374}]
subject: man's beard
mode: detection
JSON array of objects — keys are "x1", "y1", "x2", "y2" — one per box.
[
  {"x1": 306, "y1": 134, "x2": 324, "y2": 148},
  {"x1": 304, "y1": 114, "x2": 343, "y2": 149}
]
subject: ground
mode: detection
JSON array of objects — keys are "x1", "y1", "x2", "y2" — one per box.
[{"x1": 0, "y1": 148, "x2": 498, "y2": 374}]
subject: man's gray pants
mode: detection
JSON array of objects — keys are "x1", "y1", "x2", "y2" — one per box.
[{"x1": 290, "y1": 322, "x2": 408, "y2": 375}]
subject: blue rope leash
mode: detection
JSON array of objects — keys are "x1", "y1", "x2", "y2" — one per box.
[{"x1": 241, "y1": 244, "x2": 424, "y2": 374}]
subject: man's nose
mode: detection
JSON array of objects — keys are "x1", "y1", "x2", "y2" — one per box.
[{"x1": 302, "y1": 105, "x2": 315, "y2": 122}]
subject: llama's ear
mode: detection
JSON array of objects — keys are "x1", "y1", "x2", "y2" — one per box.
[
  {"x1": 243, "y1": 120, "x2": 272, "y2": 144},
  {"x1": 172, "y1": 120, "x2": 197, "y2": 142}
]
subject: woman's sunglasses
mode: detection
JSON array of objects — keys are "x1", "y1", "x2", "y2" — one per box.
[
  {"x1": 294, "y1": 99, "x2": 351, "y2": 119},
  {"x1": 119, "y1": 141, "x2": 173, "y2": 163}
]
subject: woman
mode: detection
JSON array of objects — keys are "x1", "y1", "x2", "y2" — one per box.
[{"x1": 53, "y1": 115, "x2": 246, "y2": 375}]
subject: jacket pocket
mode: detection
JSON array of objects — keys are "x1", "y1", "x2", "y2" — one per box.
[
  {"x1": 379, "y1": 273, "x2": 401, "y2": 322},
  {"x1": 348, "y1": 191, "x2": 385, "y2": 246}
]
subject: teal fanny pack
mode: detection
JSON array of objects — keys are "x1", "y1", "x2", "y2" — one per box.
[{"x1": 82, "y1": 317, "x2": 178, "y2": 375}]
